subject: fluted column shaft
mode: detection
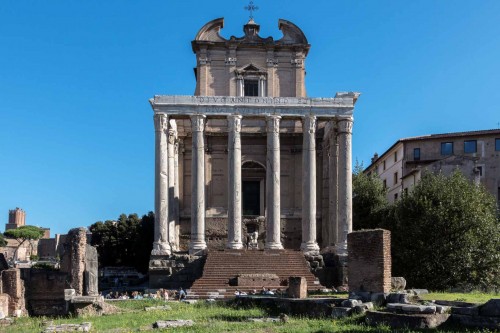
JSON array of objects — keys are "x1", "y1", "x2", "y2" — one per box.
[
  {"x1": 336, "y1": 117, "x2": 353, "y2": 255},
  {"x1": 265, "y1": 115, "x2": 283, "y2": 250},
  {"x1": 189, "y1": 115, "x2": 207, "y2": 255},
  {"x1": 227, "y1": 115, "x2": 243, "y2": 249},
  {"x1": 167, "y1": 120, "x2": 178, "y2": 251},
  {"x1": 328, "y1": 123, "x2": 339, "y2": 246},
  {"x1": 152, "y1": 114, "x2": 170, "y2": 255},
  {"x1": 301, "y1": 115, "x2": 320, "y2": 253}
]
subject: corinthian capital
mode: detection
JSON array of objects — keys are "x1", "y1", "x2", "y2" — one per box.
[
  {"x1": 154, "y1": 114, "x2": 168, "y2": 132},
  {"x1": 190, "y1": 115, "x2": 206, "y2": 132},
  {"x1": 337, "y1": 117, "x2": 353, "y2": 134},
  {"x1": 302, "y1": 115, "x2": 317, "y2": 134},
  {"x1": 266, "y1": 115, "x2": 281, "y2": 133},
  {"x1": 227, "y1": 115, "x2": 242, "y2": 133}
]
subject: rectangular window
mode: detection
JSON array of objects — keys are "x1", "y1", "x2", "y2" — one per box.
[
  {"x1": 394, "y1": 172, "x2": 398, "y2": 184},
  {"x1": 244, "y1": 80, "x2": 259, "y2": 96},
  {"x1": 495, "y1": 138, "x2": 500, "y2": 151},
  {"x1": 464, "y1": 140, "x2": 477, "y2": 153},
  {"x1": 441, "y1": 142, "x2": 453, "y2": 156},
  {"x1": 394, "y1": 151, "x2": 398, "y2": 162},
  {"x1": 413, "y1": 148, "x2": 420, "y2": 161},
  {"x1": 383, "y1": 179, "x2": 387, "y2": 189},
  {"x1": 394, "y1": 193, "x2": 398, "y2": 201},
  {"x1": 383, "y1": 160, "x2": 386, "y2": 171}
]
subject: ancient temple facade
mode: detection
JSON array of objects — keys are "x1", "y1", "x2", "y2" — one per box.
[{"x1": 149, "y1": 18, "x2": 359, "y2": 285}]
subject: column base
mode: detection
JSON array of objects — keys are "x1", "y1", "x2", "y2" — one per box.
[
  {"x1": 151, "y1": 242, "x2": 171, "y2": 256},
  {"x1": 226, "y1": 241, "x2": 244, "y2": 250},
  {"x1": 265, "y1": 242, "x2": 284, "y2": 250},
  {"x1": 335, "y1": 242, "x2": 348, "y2": 256},
  {"x1": 189, "y1": 241, "x2": 207, "y2": 256},
  {"x1": 300, "y1": 242, "x2": 320, "y2": 254}
]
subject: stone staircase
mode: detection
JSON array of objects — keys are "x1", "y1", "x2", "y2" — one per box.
[{"x1": 187, "y1": 249, "x2": 323, "y2": 299}]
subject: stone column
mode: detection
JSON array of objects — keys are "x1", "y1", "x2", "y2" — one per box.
[
  {"x1": 336, "y1": 117, "x2": 353, "y2": 255},
  {"x1": 190, "y1": 115, "x2": 207, "y2": 255},
  {"x1": 173, "y1": 138, "x2": 180, "y2": 250},
  {"x1": 227, "y1": 115, "x2": 243, "y2": 249},
  {"x1": 167, "y1": 120, "x2": 178, "y2": 251},
  {"x1": 328, "y1": 123, "x2": 339, "y2": 246},
  {"x1": 265, "y1": 115, "x2": 283, "y2": 250},
  {"x1": 237, "y1": 75, "x2": 244, "y2": 97},
  {"x1": 301, "y1": 115, "x2": 320, "y2": 253},
  {"x1": 152, "y1": 114, "x2": 170, "y2": 255}
]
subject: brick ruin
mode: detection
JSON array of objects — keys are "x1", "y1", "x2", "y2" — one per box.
[
  {"x1": 347, "y1": 229, "x2": 392, "y2": 294},
  {"x1": 0, "y1": 227, "x2": 99, "y2": 317}
]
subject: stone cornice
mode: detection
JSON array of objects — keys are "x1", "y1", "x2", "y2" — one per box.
[{"x1": 150, "y1": 95, "x2": 358, "y2": 118}]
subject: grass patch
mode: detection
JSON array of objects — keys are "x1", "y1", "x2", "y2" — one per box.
[
  {"x1": 3, "y1": 297, "x2": 497, "y2": 332},
  {"x1": 421, "y1": 291, "x2": 500, "y2": 304}
]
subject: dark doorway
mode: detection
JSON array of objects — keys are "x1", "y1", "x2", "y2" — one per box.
[{"x1": 243, "y1": 181, "x2": 260, "y2": 216}]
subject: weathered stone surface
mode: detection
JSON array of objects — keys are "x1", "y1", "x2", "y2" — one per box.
[
  {"x1": 0, "y1": 294, "x2": 9, "y2": 319},
  {"x1": 331, "y1": 307, "x2": 352, "y2": 318},
  {"x1": 288, "y1": 276, "x2": 307, "y2": 299},
  {"x1": 386, "y1": 293, "x2": 410, "y2": 304},
  {"x1": 451, "y1": 306, "x2": 479, "y2": 316},
  {"x1": 341, "y1": 299, "x2": 359, "y2": 308},
  {"x1": 84, "y1": 244, "x2": 98, "y2": 296},
  {"x1": 64, "y1": 289, "x2": 76, "y2": 301},
  {"x1": 391, "y1": 277, "x2": 406, "y2": 291},
  {"x1": 145, "y1": 305, "x2": 172, "y2": 311},
  {"x1": 409, "y1": 289, "x2": 429, "y2": 295},
  {"x1": 366, "y1": 310, "x2": 450, "y2": 329},
  {"x1": 237, "y1": 273, "x2": 279, "y2": 287},
  {"x1": 153, "y1": 320, "x2": 194, "y2": 328},
  {"x1": 248, "y1": 317, "x2": 280, "y2": 322},
  {"x1": 60, "y1": 228, "x2": 87, "y2": 295},
  {"x1": 479, "y1": 298, "x2": 500, "y2": 317},
  {"x1": 44, "y1": 322, "x2": 91, "y2": 332},
  {"x1": 1, "y1": 268, "x2": 25, "y2": 316},
  {"x1": 450, "y1": 314, "x2": 500, "y2": 330}
]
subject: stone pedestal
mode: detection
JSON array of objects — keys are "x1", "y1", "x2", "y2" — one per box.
[
  {"x1": 288, "y1": 276, "x2": 307, "y2": 299},
  {"x1": 149, "y1": 254, "x2": 206, "y2": 289}
]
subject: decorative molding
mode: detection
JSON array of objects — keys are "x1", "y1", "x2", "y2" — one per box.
[
  {"x1": 199, "y1": 57, "x2": 211, "y2": 65},
  {"x1": 291, "y1": 58, "x2": 303, "y2": 68},
  {"x1": 266, "y1": 58, "x2": 278, "y2": 67},
  {"x1": 225, "y1": 57, "x2": 237, "y2": 66}
]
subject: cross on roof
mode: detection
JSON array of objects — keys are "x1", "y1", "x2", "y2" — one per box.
[{"x1": 244, "y1": 1, "x2": 259, "y2": 20}]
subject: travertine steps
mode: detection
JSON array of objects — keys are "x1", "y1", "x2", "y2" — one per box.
[{"x1": 188, "y1": 249, "x2": 323, "y2": 299}]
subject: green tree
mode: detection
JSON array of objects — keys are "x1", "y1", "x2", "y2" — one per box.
[
  {"x1": 4, "y1": 225, "x2": 45, "y2": 260},
  {"x1": 385, "y1": 171, "x2": 500, "y2": 290},
  {"x1": 0, "y1": 233, "x2": 7, "y2": 247},
  {"x1": 352, "y1": 161, "x2": 388, "y2": 230},
  {"x1": 89, "y1": 212, "x2": 154, "y2": 273}
]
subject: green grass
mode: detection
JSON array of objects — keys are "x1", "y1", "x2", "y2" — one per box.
[
  {"x1": 3, "y1": 297, "x2": 497, "y2": 332},
  {"x1": 420, "y1": 291, "x2": 500, "y2": 304}
]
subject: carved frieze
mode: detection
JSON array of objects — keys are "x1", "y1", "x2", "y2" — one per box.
[
  {"x1": 291, "y1": 59, "x2": 303, "y2": 68},
  {"x1": 199, "y1": 57, "x2": 211, "y2": 65},
  {"x1": 266, "y1": 58, "x2": 278, "y2": 67}
]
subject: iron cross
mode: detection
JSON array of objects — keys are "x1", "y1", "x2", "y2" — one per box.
[{"x1": 244, "y1": 1, "x2": 259, "y2": 20}]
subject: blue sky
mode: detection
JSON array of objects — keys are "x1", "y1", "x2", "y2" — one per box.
[{"x1": 1, "y1": 1, "x2": 499, "y2": 235}]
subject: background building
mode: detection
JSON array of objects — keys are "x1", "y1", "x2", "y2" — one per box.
[{"x1": 365, "y1": 129, "x2": 500, "y2": 204}]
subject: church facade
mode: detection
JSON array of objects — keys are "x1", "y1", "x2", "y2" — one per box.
[{"x1": 149, "y1": 18, "x2": 360, "y2": 285}]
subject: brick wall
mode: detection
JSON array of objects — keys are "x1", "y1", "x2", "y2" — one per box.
[{"x1": 347, "y1": 229, "x2": 391, "y2": 293}]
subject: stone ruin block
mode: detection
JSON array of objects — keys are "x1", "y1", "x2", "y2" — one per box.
[
  {"x1": 288, "y1": 276, "x2": 307, "y2": 299},
  {"x1": 1, "y1": 268, "x2": 26, "y2": 316},
  {"x1": 348, "y1": 229, "x2": 391, "y2": 293},
  {"x1": 60, "y1": 228, "x2": 98, "y2": 296},
  {"x1": 0, "y1": 294, "x2": 9, "y2": 319}
]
